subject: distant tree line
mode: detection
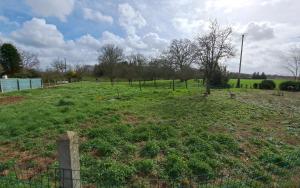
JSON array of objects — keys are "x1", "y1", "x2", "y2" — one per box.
[
  {"x1": 95, "y1": 20, "x2": 234, "y2": 94},
  {"x1": 43, "y1": 58, "x2": 94, "y2": 83},
  {"x1": 251, "y1": 72, "x2": 267, "y2": 79}
]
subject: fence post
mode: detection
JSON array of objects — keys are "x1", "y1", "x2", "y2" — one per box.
[
  {"x1": 17, "y1": 79, "x2": 20, "y2": 91},
  {"x1": 0, "y1": 79, "x2": 2, "y2": 93},
  {"x1": 172, "y1": 79, "x2": 175, "y2": 91},
  {"x1": 57, "y1": 131, "x2": 80, "y2": 188},
  {"x1": 41, "y1": 79, "x2": 43, "y2": 88},
  {"x1": 30, "y1": 79, "x2": 32, "y2": 89}
]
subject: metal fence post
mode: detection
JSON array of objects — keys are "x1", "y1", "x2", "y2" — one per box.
[
  {"x1": 57, "y1": 131, "x2": 81, "y2": 188},
  {"x1": 0, "y1": 79, "x2": 2, "y2": 93},
  {"x1": 17, "y1": 79, "x2": 20, "y2": 91}
]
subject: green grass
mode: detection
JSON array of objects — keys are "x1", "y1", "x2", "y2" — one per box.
[
  {"x1": 0, "y1": 80, "x2": 299, "y2": 186},
  {"x1": 228, "y1": 79, "x2": 286, "y2": 88}
]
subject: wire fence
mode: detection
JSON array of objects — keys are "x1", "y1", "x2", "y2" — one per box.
[
  {"x1": 0, "y1": 156, "x2": 299, "y2": 188},
  {"x1": 99, "y1": 79, "x2": 258, "y2": 91},
  {"x1": 0, "y1": 135, "x2": 299, "y2": 188}
]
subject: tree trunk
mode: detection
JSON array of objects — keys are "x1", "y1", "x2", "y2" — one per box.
[
  {"x1": 139, "y1": 80, "x2": 142, "y2": 91},
  {"x1": 172, "y1": 79, "x2": 175, "y2": 91},
  {"x1": 185, "y1": 80, "x2": 188, "y2": 89},
  {"x1": 206, "y1": 79, "x2": 211, "y2": 94},
  {"x1": 110, "y1": 78, "x2": 114, "y2": 86}
]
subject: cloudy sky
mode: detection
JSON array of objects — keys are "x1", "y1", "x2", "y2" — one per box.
[{"x1": 0, "y1": 0, "x2": 299, "y2": 75}]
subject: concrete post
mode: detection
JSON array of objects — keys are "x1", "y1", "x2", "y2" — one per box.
[{"x1": 57, "y1": 131, "x2": 80, "y2": 188}]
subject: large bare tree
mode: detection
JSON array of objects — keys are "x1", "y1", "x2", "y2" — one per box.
[
  {"x1": 20, "y1": 51, "x2": 40, "y2": 69},
  {"x1": 51, "y1": 58, "x2": 66, "y2": 73},
  {"x1": 285, "y1": 46, "x2": 300, "y2": 81},
  {"x1": 167, "y1": 39, "x2": 196, "y2": 81},
  {"x1": 128, "y1": 54, "x2": 146, "y2": 81},
  {"x1": 98, "y1": 44, "x2": 123, "y2": 85},
  {"x1": 194, "y1": 21, "x2": 234, "y2": 94}
]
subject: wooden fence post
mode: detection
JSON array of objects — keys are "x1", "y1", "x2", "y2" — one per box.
[{"x1": 57, "y1": 131, "x2": 80, "y2": 188}]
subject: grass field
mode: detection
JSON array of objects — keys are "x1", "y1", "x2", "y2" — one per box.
[
  {"x1": 0, "y1": 80, "x2": 299, "y2": 186},
  {"x1": 228, "y1": 79, "x2": 286, "y2": 88}
]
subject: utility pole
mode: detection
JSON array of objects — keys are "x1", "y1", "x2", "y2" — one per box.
[{"x1": 236, "y1": 34, "x2": 245, "y2": 88}]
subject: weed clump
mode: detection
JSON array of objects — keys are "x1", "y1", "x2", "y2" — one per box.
[
  {"x1": 94, "y1": 140, "x2": 116, "y2": 157},
  {"x1": 188, "y1": 158, "x2": 213, "y2": 178},
  {"x1": 141, "y1": 141, "x2": 160, "y2": 158},
  {"x1": 134, "y1": 159, "x2": 155, "y2": 175},
  {"x1": 57, "y1": 98, "x2": 75, "y2": 106},
  {"x1": 90, "y1": 160, "x2": 135, "y2": 186},
  {"x1": 121, "y1": 143, "x2": 137, "y2": 155},
  {"x1": 164, "y1": 154, "x2": 188, "y2": 179}
]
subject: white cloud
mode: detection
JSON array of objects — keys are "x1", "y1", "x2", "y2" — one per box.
[
  {"x1": 117, "y1": 3, "x2": 151, "y2": 52},
  {"x1": 204, "y1": 0, "x2": 286, "y2": 13},
  {"x1": 205, "y1": 0, "x2": 253, "y2": 13},
  {"x1": 0, "y1": 16, "x2": 9, "y2": 22},
  {"x1": 172, "y1": 18, "x2": 210, "y2": 37},
  {"x1": 143, "y1": 33, "x2": 168, "y2": 49},
  {"x1": 25, "y1": 0, "x2": 74, "y2": 21},
  {"x1": 83, "y1": 8, "x2": 113, "y2": 24},
  {"x1": 100, "y1": 31, "x2": 125, "y2": 47},
  {"x1": 4, "y1": 16, "x2": 168, "y2": 68},
  {"x1": 245, "y1": 22, "x2": 275, "y2": 41},
  {"x1": 118, "y1": 3, "x2": 146, "y2": 35},
  {"x1": 0, "y1": 15, "x2": 19, "y2": 26},
  {"x1": 260, "y1": 0, "x2": 287, "y2": 6},
  {"x1": 75, "y1": 34, "x2": 102, "y2": 49},
  {"x1": 2, "y1": 0, "x2": 300, "y2": 75},
  {"x1": 11, "y1": 18, "x2": 65, "y2": 48}
]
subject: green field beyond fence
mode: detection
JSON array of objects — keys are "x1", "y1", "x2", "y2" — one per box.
[{"x1": 228, "y1": 79, "x2": 286, "y2": 88}]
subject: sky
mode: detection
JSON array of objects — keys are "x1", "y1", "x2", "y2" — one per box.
[{"x1": 0, "y1": 0, "x2": 299, "y2": 75}]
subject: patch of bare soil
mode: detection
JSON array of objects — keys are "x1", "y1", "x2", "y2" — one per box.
[
  {"x1": 0, "y1": 143, "x2": 55, "y2": 180},
  {"x1": 0, "y1": 96, "x2": 25, "y2": 105},
  {"x1": 121, "y1": 111, "x2": 140, "y2": 125}
]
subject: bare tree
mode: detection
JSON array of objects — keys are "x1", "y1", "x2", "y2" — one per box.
[
  {"x1": 20, "y1": 51, "x2": 40, "y2": 69},
  {"x1": 98, "y1": 44, "x2": 123, "y2": 85},
  {"x1": 128, "y1": 54, "x2": 146, "y2": 81},
  {"x1": 167, "y1": 39, "x2": 196, "y2": 81},
  {"x1": 285, "y1": 46, "x2": 300, "y2": 81},
  {"x1": 194, "y1": 20, "x2": 235, "y2": 94},
  {"x1": 74, "y1": 64, "x2": 93, "y2": 79},
  {"x1": 51, "y1": 58, "x2": 66, "y2": 73}
]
